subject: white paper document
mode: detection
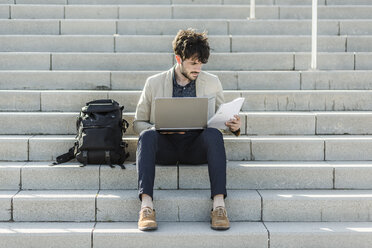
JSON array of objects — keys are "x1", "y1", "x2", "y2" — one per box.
[{"x1": 207, "y1": 97, "x2": 245, "y2": 130}]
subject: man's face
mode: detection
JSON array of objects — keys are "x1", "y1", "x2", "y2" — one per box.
[{"x1": 178, "y1": 56, "x2": 203, "y2": 81}]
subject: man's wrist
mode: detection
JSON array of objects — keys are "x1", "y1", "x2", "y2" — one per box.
[{"x1": 231, "y1": 128, "x2": 240, "y2": 136}]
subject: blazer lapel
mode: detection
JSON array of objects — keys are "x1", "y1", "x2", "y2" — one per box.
[
  {"x1": 196, "y1": 73, "x2": 206, "y2": 97},
  {"x1": 163, "y1": 67, "x2": 173, "y2": 97}
]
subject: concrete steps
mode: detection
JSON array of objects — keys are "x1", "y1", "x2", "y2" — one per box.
[
  {"x1": 3, "y1": 70, "x2": 372, "y2": 91},
  {"x1": 1, "y1": 34, "x2": 372, "y2": 53},
  {"x1": 2, "y1": 19, "x2": 372, "y2": 36},
  {"x1": 3, "y1": 111, "x2": 372, "y2": 136},
  {"x1": 4, "y1": 0, "x2": 372, "y2": 5},
  {"x1": 0, "y1": 35, "x2": 368, "y2": 53},
  {"x1": 6, "y1": 89, "x2": 372, "y2": 112},
  {"x1": 5, "y1": 134, "x2": 372, "y2": 161},
  {"x1": 1, "y1": 5, "x2": 372, "y2": 20},
  {"x1": 1, "y1": 52, "x2": 372, "y2": 71},
  {"x1": 1, "y1": 188, "x2": 372, "y2": 222},
  {"x1": 0, "y1": 1, "x2": 371, "y2": 246},
  {"x1": 3, "y1": 161, "x2": 372, "y2": 190},
  {"x1": 0, "y1": 221, "x2": 371, "y2": 248}
]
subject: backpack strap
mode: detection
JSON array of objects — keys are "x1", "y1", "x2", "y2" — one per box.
[
  {"x1": 79, "y1": 151, "x2": 88, "y2": 167},
  {"x1": 122, "y1": 119, "x2": 129, "y2": 133},
  {"x1": 52, "y1": 146, "x2": 75, "y2": 165},
  {"x1": 105, "y1": 151, "x2": 115, "y2": 168}
]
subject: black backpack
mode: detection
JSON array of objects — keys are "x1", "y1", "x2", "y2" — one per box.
[{"x1": 52, "y1": 99, "x2": 129, "y2": 169}]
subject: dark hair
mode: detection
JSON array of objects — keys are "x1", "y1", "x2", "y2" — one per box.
[{"x1": 172, "y1": 29, "x2": 210, "y2": 64}]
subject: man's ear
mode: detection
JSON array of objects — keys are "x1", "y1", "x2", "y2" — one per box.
[{"x1": 175, "y1": 55, "x2": 182, "y2": 65}]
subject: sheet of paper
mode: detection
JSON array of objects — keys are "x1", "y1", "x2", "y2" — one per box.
[{"x1": 207, "y1": 97, "x2": 245, "y2": 130}]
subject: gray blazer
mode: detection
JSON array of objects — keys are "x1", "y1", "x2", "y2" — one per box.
[{"x1": 133, "y1": 67, "x2": 225, "y2": 134}]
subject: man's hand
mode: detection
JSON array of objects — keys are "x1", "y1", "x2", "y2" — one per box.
[
  {"x1": 225, "y1": 115, "x2": 241, "y2": 132},
  {"x1": 160, "y1": 131, "x2": 185, "y2": 135}
]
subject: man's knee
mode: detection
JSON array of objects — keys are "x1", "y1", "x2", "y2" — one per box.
[
  {"x1": 138, "y1": 129, "x2": 158, "y2": 143},
  {"x1": 202, "y1": 128, "x2": 224, "y2": 144}
]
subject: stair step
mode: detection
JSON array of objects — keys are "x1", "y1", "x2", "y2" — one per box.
[
  {"x1": 9, "y1": 0, "x2": 372, "y2": 5},
  {"x1": 1, "y1": 35, "x2": 372, "y2": 53},
  {"x1": 3, "y1": 111, "x2": 372, "y2": 136},
  {"x1": 0, "y1": 221, "x2": 267, "y2": 248},
  {"x1": 1, "y1": 5, "x2": 372, "y2": 20},
  {"x1": 2, "y1": 161, "x2": 371, "y2": 190},
  {"x1": 3, "y1": 70, "x2": 372, "y2": 91},
  {"x1": 6, "y1": 89, "x2": 372, "y2": 112},
  {"x1": 0, "y1": 221, "x2": 371, "y2": 248},
  {"x1": 1, "y1": 52, "x2": 372, "y2": 71},
  {"x1": 2, "y1": 35, "x2": 370, "y2": 53},
  {"x1": 2, "y1": 189, "x2": 372, "y2": 222},
  {"x1": 266, "y1": 222, "x2": 372, "y2": 248},
  {"x1": 2, "y1": 161, "x2": 348, "y2": 190},
  {"x1": 1, "y1": 19, "x2": 371, "y2": 36},
  {"x1": 261, "y1": 190, "x2": 372, "y2": 221},
  {"x1": 5, "y1": 135, "x2": 372, "y2": 162}
]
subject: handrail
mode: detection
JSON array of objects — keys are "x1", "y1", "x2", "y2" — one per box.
[
  {"x1": 249, "y1": 0, "x2": 255, "y2": 20},
  {"x1": 311, "y1": 0, "x2": 318, "y2": 70}
]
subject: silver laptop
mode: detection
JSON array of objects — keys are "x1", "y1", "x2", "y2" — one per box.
[{"x1": 155, "y1": 97, "x2": 214, "y2": 131}]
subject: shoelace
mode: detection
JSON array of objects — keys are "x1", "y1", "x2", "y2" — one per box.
[
  {"x1": 142, "y1": 208, "x2": 153, "y2": 218},
  {"x1": 215, "y1": 207, "x2": 226, "y2": 217}
]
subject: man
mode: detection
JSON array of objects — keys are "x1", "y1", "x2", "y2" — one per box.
[{"x1": 133, "y1": 29, "x2": 241, "y2": 231}]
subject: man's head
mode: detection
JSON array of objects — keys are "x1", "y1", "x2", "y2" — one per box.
[{"x1": 172, "y1": 29, "x2": 210, "y2": 81}]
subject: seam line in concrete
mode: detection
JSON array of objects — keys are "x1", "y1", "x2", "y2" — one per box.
[
  {"x1": 109, "y1": 71, "x2": 112, "y2": 90},
  {"x1": 91, "y1": 222, "x2": 97, "y2": 248},
  {"x1": 19, "y1": 163, "x2": 23, "y2": 190},
  {"x1": 354, "y1": 52, "x2": 356, "y2": 70},
  {"x1": 345, "y1": 35, "x2": 347, "y2": 52},
  {"x1": 39, "y1": 91, "x2": 42, "y2": 111},
  {"x1": 63, "y1": 5, "x2": 65, "y2": 19},
  {"x1": 227, "y1": 20, "x2": 230, "y2": 35},
  {"x1": 338, "y1": 21, "x2": 341, "y2": 35},
  {"x1": 229, "y1": 34, "x2": 232, "y2": 53},
  {"x1": 113, "y1": 35, "x2": 116, "y2": 53},
  {"x1": 11, "y1": 189, "x2": 21, "y2": 222},
  {"x1": 59, "y1": 20, "x2": 61, "y2": 35},
  {"x1": 293, "y1": 52, "x2": 295, "y2": 71},
  {"x1": 315, "y1": 114, "x2": 318, "y2": 135},
  {"x1": 256, "y1": 190, "x2": 263, "y2": 221},
  {"x1": 262, "y1": 221, "x2": 271, "y2": 248},
  {"x1": 171, "y1": 5, "x2": 174, "y2": 19},
  {"x1": 8, "y1": 5, "x2": 11, "y2": 19},
  {"x1": 250, "y1": 140, "x2": 254, "y2": 161},
  {"x1": 95, "y1": 189, "x2": 99, "y2": 222},
  {"x1": 333, "y1": 167, "x2": 336, "y2": 189},
  {"x1": 115, "y1": 20, "x2": 118, "y2": 34},
  {"x1": 116, "y1": 6, "x2": 119, "y2": 19},
  {"x1": 50, "y1": 53, "x2": 52, "y2": 71},
  {"x1": 323, "y1": 140, "x2": 326, "y2": 161},
  {"x1": 299, "y1": 71, "x2": 303, "y2": 89}
]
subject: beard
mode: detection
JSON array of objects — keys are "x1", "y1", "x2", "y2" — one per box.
[{"x1": 180, "y1": 64, "x2": 199, "y2": 81}]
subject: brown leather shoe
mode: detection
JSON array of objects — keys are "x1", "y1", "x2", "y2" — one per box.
[
  {"x1": 211, "y1": 206, "x2": 230, "y2": 230},
  {"x1": 138, "y1": 207, "x2": 157, "y2": 231}
]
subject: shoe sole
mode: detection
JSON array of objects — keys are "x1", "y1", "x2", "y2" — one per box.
[
  {"x1": 211, "y1": 226, "x2": 230, "y2": 231},
  {"x1": 138, "y1": 226, "x2": 158, "y2": 231}
]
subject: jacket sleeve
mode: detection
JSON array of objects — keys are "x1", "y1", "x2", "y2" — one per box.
[
  {"x1": 216, "y1": 77, "x2": 241, "y2": 137},
  {"x1": 133, "y1": 79, "x2": 154, "y2": 134}
]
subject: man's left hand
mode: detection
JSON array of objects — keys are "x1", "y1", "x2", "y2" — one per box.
[{"x1": 225, "y1": 114, "x2": 241, "y2": 132}]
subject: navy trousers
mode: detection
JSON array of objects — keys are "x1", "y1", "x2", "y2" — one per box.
[{"x1": 136, "y1": 128, "x2": 227, "y2": 200}]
